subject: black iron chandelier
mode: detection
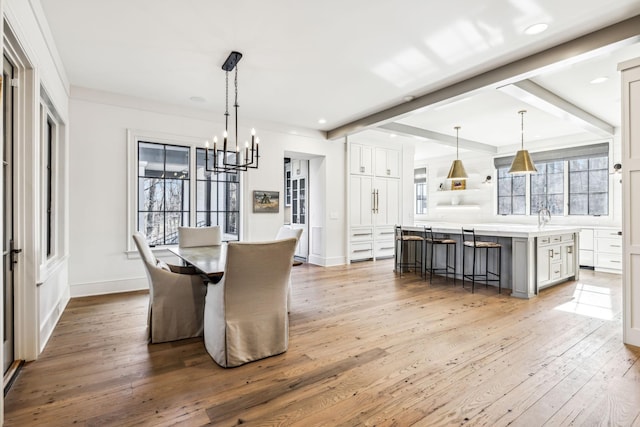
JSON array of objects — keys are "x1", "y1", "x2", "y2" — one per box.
[{"x1": 205, "y1": 51, "x2": 259, "y2": 174}]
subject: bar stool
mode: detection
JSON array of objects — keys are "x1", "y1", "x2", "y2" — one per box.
[
  {"x1": 424, "y1": 226, "x2": 457, "y2": 284},
  {"x1": 461, "y1": 228, "x2": 502, "y2": 293},
  {"x1": 394, "y1": 225, "x2": 424, "y2": 277}
]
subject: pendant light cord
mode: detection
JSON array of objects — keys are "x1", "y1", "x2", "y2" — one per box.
[
  {"x1": 455, "y1": 126, "x2": 460, "y2": 159},
  {"x1": 519, "y1": 110, "x2": 526, "y2": 150}
]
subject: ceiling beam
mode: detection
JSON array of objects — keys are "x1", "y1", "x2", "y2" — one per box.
[
  {"x1": 327, "y1": 14, "x2": 640, "y2": 140},
  {"x1": 378, "y1": 123, "x2": 497, "y2": 153},
  {"x1": 498, "y1": 80, "x2": 614, "y2": 137}
]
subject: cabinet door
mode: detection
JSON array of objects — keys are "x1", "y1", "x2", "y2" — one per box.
[
  {"x1": 350, "y1": 143, "x2": 373, "y2": 175},
  {"x1": 375, "y1": 147, "x2": 400, "y2": 178},
  {"x1": 562, "y1": 244, "x2": 575, "y2": 277},
  {"x1": 350, "y1": 175, "x2": 373, "y2": 227},
  {"x1": 374, "y1": 177, "x2": 400, "y2": 227}
]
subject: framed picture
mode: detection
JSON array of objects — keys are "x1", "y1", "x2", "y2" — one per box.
[
  {"x1": 451, "y1": 180, "x2": 466, "y2": 190},
  {"x1": 253, "y1": 190, "x2": 280, "y2": 213}
]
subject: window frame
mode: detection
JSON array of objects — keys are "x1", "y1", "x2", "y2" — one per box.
[
  {"x1": 126, "y1": 129, "x2": 243, "y2": 254},
  {"x1": 496, "y1": 167, "x2": 527, "y2": 215},
  {"x1": 414, "y1": 167, "x2": 428, "y2": 215}
]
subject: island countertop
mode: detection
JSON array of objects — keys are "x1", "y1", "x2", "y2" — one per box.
[{"x1": 407, "y1": 222, "x2": 582, "y2": 239}]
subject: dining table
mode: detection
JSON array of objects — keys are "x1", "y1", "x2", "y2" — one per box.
[{"x1": 168, "y1": 244, "x2": 227, "y2": 276}]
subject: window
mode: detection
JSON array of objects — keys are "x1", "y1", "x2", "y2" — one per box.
[
  {"x1": 497, "y1": 167, "x2": 526, "y2": 215},
  {"x1": 45, "y1": 117, "x2": 54, "y2": 257},
  {"x1": 414, "y1": 167, "x2": 427, "y2": 214},
  {"x1": 137, "y1": 142, "x2": 190, "y2": 246},
  {"x1": 530, "y1": 161, "x2": 564, "y2": 215},
  {"x1": 568, "y1": 156, "x2": 608, "y2": 215},
  {"x1": 195, "y1": 148, "x2": 240, "y2": 240},
  {"x1": 494, "y1": 143, "x2": 610, "y2": 217}
]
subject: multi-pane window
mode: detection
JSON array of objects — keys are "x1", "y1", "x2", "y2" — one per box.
[
  {"x1": 195, "y1": 148, "x2": 240, "y2": 240},
  {"x1": 530, "y1": 161, "x2": 564, "y2": 215},
  {"x1": 137, "y1": 142, "x2": 190, "y2": 246},
  {"x1": 568, "y1": 156, "x2": 608, "y2": 215},
  {"x1": 497, "y1": 167, "x2": 526, "y2": 215},
  {"x1": 414, "y1": 167, "x2": 427, "y2": 214}
]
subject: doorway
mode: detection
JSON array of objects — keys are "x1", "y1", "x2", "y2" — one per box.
[{"x1": 284, "y1": 158, "x2": 309, "y2": 260}]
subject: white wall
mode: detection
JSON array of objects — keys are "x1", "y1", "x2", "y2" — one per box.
[
  {"x1": 68, "y1": 88, "x2": 346, "y2": 296},
  {"x1": 415, "y1": 133, "x2": 623, "y2": 228}
]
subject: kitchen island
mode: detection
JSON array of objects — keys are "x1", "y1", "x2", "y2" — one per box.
[{"x1": 399, "y1": 223, "x2": 581, "y2": 298}]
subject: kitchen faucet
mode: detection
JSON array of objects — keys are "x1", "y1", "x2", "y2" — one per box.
[{"x1": 538, "y1": 208, "x2": 551, "y2": 228}]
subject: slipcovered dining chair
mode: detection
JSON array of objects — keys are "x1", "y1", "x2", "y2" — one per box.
[
  {"x1": 178, "y1": 225, "x2": 222, "y2": 247},
  {"x1": 132, "y1": 232, "x2": 207, "y2": 343},
  {"x1": 275, "y1": 225, "x2": 303, "y2": 311},
  {"x1": 204, "y1": 238, "x2": 297, "y2": 368}
]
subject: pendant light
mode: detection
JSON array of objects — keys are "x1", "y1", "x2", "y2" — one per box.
[
  {"x1": 508, "y1": 110, "x2": 537, "y2": 174},
  {"x1": 446, "y1": 126, "x2": 468, "y2": 180}
]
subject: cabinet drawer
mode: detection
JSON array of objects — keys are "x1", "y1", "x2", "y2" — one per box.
[
  {"x1": 538, "y1": 236, "x2": 551, "y2": 245},
  {"x1": 595, "y1": 237, "x2": 622, "y2": 255},
  {"x1": 595, "y1": 253, "x2": 622, "y2": 270},
  {"x1": 579, "y1": 249, "x2": 594, "y2": 267},
  {"x1": 595, "y1": 229, "x2": 621, "y2": 238},
  {"x1": 351, "y1": 242, "x2": 373, "y2": 260},
  {"x1": 561, "y1": 234, "x2": 574, "y2": 242},
  {"x1": 550, "y1": 265, "x2": 562, "y2": 280},
  {"x1": 375, "y1": 227, "x2": 396, "y2": 240},
  {"x1": 350, "y1": 228, "x2": 373, "y2": 242},
  {"x1": 375, "y1": 240, "x2": 395, "y2": 258}
]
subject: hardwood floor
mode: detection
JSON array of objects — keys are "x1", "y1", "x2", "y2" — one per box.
[{"x1": 5, "y1": 261, "x2": 640, "y2": 426}]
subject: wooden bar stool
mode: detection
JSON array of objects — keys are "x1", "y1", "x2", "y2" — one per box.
[
  {"x1": 394, "y1": 225, "x2": 424, "y2": 277},
  {"x1": 461, "y1": 228, "x2": 502, "y2": 293},
  {"x1": 424, "y1": 226, "x2": 457, "y2": 284}
]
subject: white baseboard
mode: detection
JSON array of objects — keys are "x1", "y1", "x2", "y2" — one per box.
[
  {"x1": 308, "y1": 255, "x2": 346, "y2": 267},
  {"x1": 70, "y1": 277, "x2": 149, "y2": 297},
  {"x1": 39, "y1": 289, "x2": 70, "y2": 354}
]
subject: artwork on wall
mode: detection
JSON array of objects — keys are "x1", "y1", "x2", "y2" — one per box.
[{"x1": 253, "y1": 190, "x2": 280, "y2": 213}]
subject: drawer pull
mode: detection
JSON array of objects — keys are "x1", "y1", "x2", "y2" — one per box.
[
  {"x1": 380, "y1": 247, "x2": 395, "y2": 250},
  {"x1": 353, "y1": 249, "x2": 371, "y2": 253},
  {"x1": 609, "y1": 245, "x2": 621, "y2": 248},
  {"x1": 353, "y1": 233, "x2": 372, "y2": 236},
  {"x1": 379, "y1": 232, "x2": 395, "y2": 235},
  {"x1": 609, "y1": 260, "x2": 621, "y2": 263}
]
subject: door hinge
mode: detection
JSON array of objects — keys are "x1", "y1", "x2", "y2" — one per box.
[{"x1": 11, "y1": 78, "x2": 19, "y2": 87}]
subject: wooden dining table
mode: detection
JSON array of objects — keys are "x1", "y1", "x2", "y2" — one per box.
[{"x1": 168, "y1": 244, "x2": 227, "y2": 276}]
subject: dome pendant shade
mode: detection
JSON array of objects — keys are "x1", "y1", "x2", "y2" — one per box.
[
  {"x1": 447, "y1": 159, "x2": 468, "y2": 180},
  {"x1": 508, "y1": 149, "x2": 538, "y2": 174}
]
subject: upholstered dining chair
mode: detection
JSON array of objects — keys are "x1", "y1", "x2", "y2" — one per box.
[
  {"x1": 178, "y1": 225, "x2": 224, "y2": 283},
  {"x1": 275, "y1": 225, "x2": 303, "y2": 311},
  {"x1": 178, "y1": 225, "x2": 222, "y2": 247},
  {"x1": 132, "y1": 232, "x2": 207, "y2": 343},
  {"x1": 203, "y1": 238, "x2": 297, "y2": 368}
]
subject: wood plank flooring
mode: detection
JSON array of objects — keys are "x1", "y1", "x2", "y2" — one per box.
[{"x1": 4, "y1": 260, "x2": 640, "y2": 426}]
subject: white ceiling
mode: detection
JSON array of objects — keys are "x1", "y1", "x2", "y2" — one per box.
[{"x1": 39, "y1": 0, "x2": 640, "y2": 159}]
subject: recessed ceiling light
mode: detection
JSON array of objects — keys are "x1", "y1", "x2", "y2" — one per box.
[
  {"x1": 389, "y1": 133, "x2": 397, "y2": 138},
  {"x1": 524, "y1": 23, "x2": 548, "y2": 35},
  {"x1": 404, "y1": 95, "x2": 415, "y2": 102},
  {"x1": 190, "y1": 96, "x2": 206, "y2": 103},
  {"x1": 590, "y1": 76, "x2": 609, "y2": 84},
  {"x1": 318, "y1": 118, "x2": 327, "y2": 124}
]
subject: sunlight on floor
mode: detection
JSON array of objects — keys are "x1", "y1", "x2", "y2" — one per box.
[{"x1": 554, "y1": 283, "x2": 614, "y2": 320}]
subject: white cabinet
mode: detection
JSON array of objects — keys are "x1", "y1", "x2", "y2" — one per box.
[
  {"x1": 579, "y1": 228, "x2": 594, "y2": 267},
  {"x1": 594, "y1": 228, "x2": 622, "y2": 273},
  {"x1": 537, "y1": 233, "x2": 576, "y2": 289},
  {"x1": 350, "y1": 143, "x2": 373, "y2": 175},
  {"x1": 350, "y1": 176, "x2": 373, "y2": 227},
  {"x1": 349, "y1": 143, "x2": 402, "y2": 261},
  {"x1": 375, "y1": 147, "x2": 400, "y2": 178}
]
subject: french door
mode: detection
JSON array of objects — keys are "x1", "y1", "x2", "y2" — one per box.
[{"x1": 3, "y1": 55, "x2": 17, "y2": 374}]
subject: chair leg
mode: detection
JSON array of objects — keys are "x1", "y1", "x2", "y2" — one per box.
[
  {"x1": 472, "y1": 247, "x2": 476, "y2": 293},
  {"x1": 461, "y1": 245, "x2": 465, "y2": 289}
]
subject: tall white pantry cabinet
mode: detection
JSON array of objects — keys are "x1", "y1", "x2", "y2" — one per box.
[
  {"x1": 620, "y1": 56, "x2": 640, "y2": 346},
  {"x1": 348, "y1": 142, "x2": 401, "y2": 261}
]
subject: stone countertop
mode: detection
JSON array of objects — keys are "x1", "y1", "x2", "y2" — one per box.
[{"x1": 407, "y1": 222, "x2": 582, "y2": 238}]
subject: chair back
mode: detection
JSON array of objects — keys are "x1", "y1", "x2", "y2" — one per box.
[
  {"x1": 275, "y1": 225, "x2": 303, "y2": 242},
  {"x1": 462, "y1": 228, "x2": 477, "y2": 245},
  {"x1": 223, "y1": 238, "x2": 297, "y2": 316},
  {"x1": 178, "y1": 225, "x2": 222, "y2": 247},
  {"x1": 132, "y1": 232, "x2": 157, "y2": 267},
  {"x1": 424, "y1": 226, "x2": 434, "y2": 241}
]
